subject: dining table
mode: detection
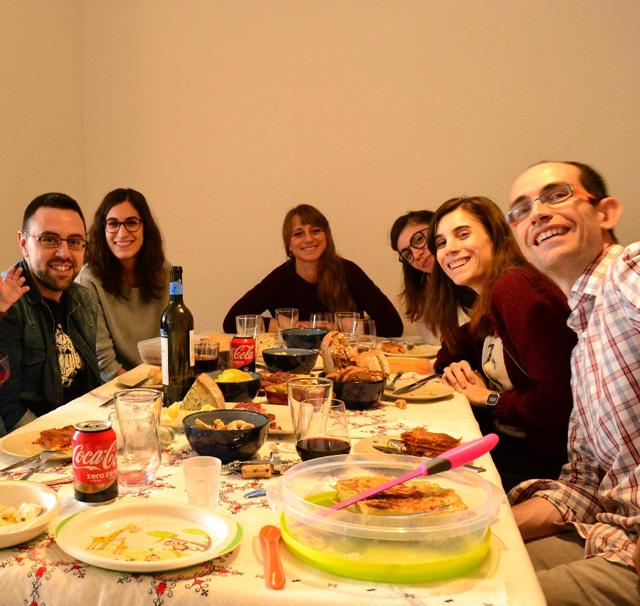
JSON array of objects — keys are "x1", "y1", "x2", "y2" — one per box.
[{"x1": 0, "y1": 361, "x2": 546, "y2": 606}]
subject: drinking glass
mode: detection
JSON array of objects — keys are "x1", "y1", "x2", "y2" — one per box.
[
  {"x1": 343, "y1": 335, "x2": 359, "y2": 357},
  {"x1": 183, "y1": 456, "x2": 222, "y2": 509},
  {"x1": 114, "y1": 388, "x2": 163, "y2": 428},
  {"x1": 287, "y1": 377, "x2": 333, "y2": 440},
  {"x1": 109, "y1": 409, "x2": 161, "y2": 492},
  {"x1": 353, "y1": 318, "x2": 377, "y2": 351},
  {"x1": 310, "y1": 312, "x2": 334, "y2": 331},
  {"x1": 0, "y1": 349, "x2": 9, "y2": 389},
  {"x1": 334, "y1": 312, "x2": 360, "y2": 333},
  {"x1": 235, "y1": 314, "x2": 263, "y2": 342},
  {"x1": 295, "y1": 399, "x2": 351, "y2": 461},
  {"x1": 275, "y1": 308, "x2": 299, "y2": 344},
  {"x1": 194, "y1": 339, "x2": 220, "y2": 373}
]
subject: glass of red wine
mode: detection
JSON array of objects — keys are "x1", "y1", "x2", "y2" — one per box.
[
  {"x1": 194, "y1": 339, "x2": 219, "y2": 374},
  {"x1": 0, "y1": 349, "x2": 9, "y2": 389},
  {"x1": 295, "y1": 398, "x2": 351, "y2": 461}
]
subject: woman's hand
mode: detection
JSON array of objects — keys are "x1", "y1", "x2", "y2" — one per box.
[{"x1": 442, "y1": 361, "x2": 493, "y2": 407}]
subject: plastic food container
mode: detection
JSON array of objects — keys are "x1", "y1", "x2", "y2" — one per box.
[{"x1": 267, "y1": 453, "x2": 503, "y2": 582}]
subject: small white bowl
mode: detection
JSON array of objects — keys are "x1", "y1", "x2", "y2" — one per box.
[{"x1": 0, "y1": 480, "x2": 60, "y2": 548}]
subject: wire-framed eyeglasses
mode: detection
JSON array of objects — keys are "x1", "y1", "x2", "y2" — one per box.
[
  {"x1": 506, "y1": 184, "x2": 595, "y2": 225},
  {"x1": 104, "y1": 217, "x2": 143, "y2": 233},
  {"x1": 398, "y1": 228, "x2": 428, "y2": 264},
  {"x1": 23, "y1": 233, "x2": 87, "y2": 251}
]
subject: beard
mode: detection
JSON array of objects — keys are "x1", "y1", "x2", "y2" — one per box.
[{"x1": 29, "y1": 258, "x2": 78, "y2": 296}]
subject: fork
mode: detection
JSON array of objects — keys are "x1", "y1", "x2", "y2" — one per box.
[{"x1": 20, "y1": 451, "x2": 57, "y2": 481}]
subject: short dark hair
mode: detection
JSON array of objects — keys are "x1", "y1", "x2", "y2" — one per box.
[{"x1": 22, "y1": 192, "x2": 86, "y2": 232}]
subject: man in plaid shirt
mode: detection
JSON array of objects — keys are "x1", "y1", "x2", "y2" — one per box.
[{"x1": 506, "y1": 161, "x2": 640, "y2": 606}]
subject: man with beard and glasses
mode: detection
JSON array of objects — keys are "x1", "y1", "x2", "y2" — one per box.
[
  {"x1": 0, "y1": 193, "x2": 101, "y2": 436},
  {"x1": 506, "y1": 161, "x2": 640, "y2": 606}
]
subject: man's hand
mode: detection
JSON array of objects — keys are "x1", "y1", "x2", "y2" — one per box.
[
  {"x1": 512, "y1": 497, "x2": 565, "y2": 541},
  {"x1": 0, "y1": 267, "x2": 29, "y2": 314}
]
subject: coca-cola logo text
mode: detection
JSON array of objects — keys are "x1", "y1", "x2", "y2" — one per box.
[
  {"x1": 73, "y1": 441, "x2": 118, "y2": 472},
  {"x1": 231, "y1": 343, "x2": 255, "y2": 365}
]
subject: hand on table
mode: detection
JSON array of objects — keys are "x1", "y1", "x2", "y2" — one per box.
[
  {"x1": 0, "y1": 267, "x2": 29, "y2": 314},
  {"x1": 442, "y1": 360, "x2": 492, "y2": 407}
]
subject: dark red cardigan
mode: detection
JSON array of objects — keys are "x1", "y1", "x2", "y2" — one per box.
[{"x1": 435, "y1": 268, "x2": 577, "y2": 463}]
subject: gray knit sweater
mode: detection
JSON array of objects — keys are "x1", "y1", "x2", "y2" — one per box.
[{"x1": 76, "y1": 263, "x2": 170, "y2": 381}]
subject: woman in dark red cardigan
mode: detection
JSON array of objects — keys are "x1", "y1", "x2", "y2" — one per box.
[{"x1": 424, "y1": 196, "x2": 577, "y2": 491}]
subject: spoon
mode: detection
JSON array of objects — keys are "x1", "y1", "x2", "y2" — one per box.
[
  {"x1": 386, "y1": 371, "x2": 404, "y2": 392},
  {"x1": 330, "y1": 433, "x2": 499, "y2": 512},
  {"x1": 259, "y1": 525, "x2": 286, "y2": 590}
]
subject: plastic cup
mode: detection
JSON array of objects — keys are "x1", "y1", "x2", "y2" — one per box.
[{"x1": 183, "y1": 456, "x2": 222, "y2": 509}]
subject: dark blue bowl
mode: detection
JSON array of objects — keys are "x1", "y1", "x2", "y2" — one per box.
[
  {"x1": 262, "y1": 348, "x2": 318, "y2": 374},
  {"x1": 209, "y1": 370, "x2": 261, "y2": 402},
  {"x1": 282, "y1": 328, "x2": 328, "y2": 350},
  {"x1": 183, "y1": 410, "x2": 270, "y2": 463},
  {"x1": 332, "y1": 378, "x2": 386, "y2": 410}
]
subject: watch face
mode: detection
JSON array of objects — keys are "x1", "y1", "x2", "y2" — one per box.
[{"x1": 487, "y1": 393, "x2": 500, "y2": 407}]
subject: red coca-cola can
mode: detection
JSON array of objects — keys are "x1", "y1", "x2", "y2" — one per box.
[
  {"x1": 230, "y1": 335, "x2": 256, "y2": 372},
  {"x1": 72, "y1": 420, "x2": 118, "y2": 505}
]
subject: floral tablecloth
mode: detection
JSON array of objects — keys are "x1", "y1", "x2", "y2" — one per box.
[{"x1": 0, "y1": 371, "x2": 545, "y2": 606}]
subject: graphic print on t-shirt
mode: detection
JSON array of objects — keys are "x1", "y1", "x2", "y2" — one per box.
[{"x1": 55, "y1": 324, "x2": 84, "y2": 387}]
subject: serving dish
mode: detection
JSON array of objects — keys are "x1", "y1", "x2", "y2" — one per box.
[
  {"x1": 0, "y1": 481, "x2": 60, "y2": 548},
  {"x1": 262, "y1": 348, "x2": 318, "y2": 374},
  {"x1": 282, "y1": 328, "x2": 328, "y2": 350},
  {"x1": 209, "y1": 370, "x2": 260, "y2": 402},
  {"x1": 267, "y1": 453, "x2": 502, "y2": 582},
  {"x1": 332, "y1": 377, "x2": 386, "y2": 410},
  {"x1": 55, "y1": 502, "x2": 242, "y2": 572}
]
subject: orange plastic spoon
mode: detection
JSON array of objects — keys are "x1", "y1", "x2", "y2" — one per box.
[{"x1": 259, "y1": 525, "x2": 286, "y2": 590}]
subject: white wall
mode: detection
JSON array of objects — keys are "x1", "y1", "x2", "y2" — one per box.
[{"x1": 2, "y1": 1, "x2": 639, "y2": 334}]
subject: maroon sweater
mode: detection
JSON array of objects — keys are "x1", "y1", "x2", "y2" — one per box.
[{"x1": 436, "y1": 268, "x2": 577, "y2": 463}]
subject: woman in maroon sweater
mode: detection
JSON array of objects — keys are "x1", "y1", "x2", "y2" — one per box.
[{"x1": 424, "y1": 196, "x2": 576, "y2": 491}]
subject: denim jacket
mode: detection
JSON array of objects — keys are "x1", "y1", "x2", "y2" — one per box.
[{"x1": 0, "y1": 260, "x2": 101, "y2": 435}]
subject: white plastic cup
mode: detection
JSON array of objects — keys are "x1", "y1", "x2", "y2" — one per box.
[{"x1": 183, "y1": 456, "x2": 222, "y2": 509}]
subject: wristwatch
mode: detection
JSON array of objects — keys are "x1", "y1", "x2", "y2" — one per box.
[{"x1": 486, "y1": 392, "x2": 500, "y2": 408}]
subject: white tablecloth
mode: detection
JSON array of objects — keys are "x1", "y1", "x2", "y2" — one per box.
[{"x1": 0, "y1": 367, "x2": 545, "y2": 606}]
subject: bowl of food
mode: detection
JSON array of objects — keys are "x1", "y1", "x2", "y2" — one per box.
[
  {"x1": 266, "y1": 453, "x2": 502, "y2": 583},
  {"x1": 183, "y1": 410, "x2": 270, "y2": 463},
  {"x1": 332, "y1": 377, "x2": 386, "y2": 410},
  {"x1": 209, "y1": 369, "x2": 260, "y2": 402},
  {"x1": 0, "y1": 481, "x2": 61, "y2": 548},
  {"x1": 282, "y1": 328, "x2": 328, "y2": 350},
  {"x1": 265, "y1": 383, "x2": 288, "y2": 406},
  {"x1": 262, "y1": 348, "x2": 318, "y2": 374}
]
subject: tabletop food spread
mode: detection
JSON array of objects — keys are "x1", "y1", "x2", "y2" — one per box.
[{"x1": 0, "y1": 346, "x2": 545, "y2": 606}]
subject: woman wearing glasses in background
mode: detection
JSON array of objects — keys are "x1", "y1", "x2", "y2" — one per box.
[
  {"x1": 423, "y1": 196, "x2": 576, "y2": 491},
  {"x1": 390, "y1": 210, "x2": 472, "y2": 345},
  {"x1": 77, "y1": 189, "x2": 170, "y2": 380}
]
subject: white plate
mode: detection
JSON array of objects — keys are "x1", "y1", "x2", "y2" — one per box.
[
  {"x1": 351, "y1": 435, "x2": 405, "y2": 455},
  {"x1": 0, "y1": 429, "x2": 72, "y2": 461},
  {"x1": 0, "y1": 481, "x2": 60, "y2": 548},
  {"x1": 383, "y1": 379, "x2": 454, "y2": 402},
  {"x1": 261, "y1": 403, "x2": 294, "y2": 435},
  {"x1": 379, "y1": 343, "x2": 440, "y2": 358},
  {"x1": 55, "y1": 502, "x2": 243, "y2": 572},
  {"x1": 117, "y1": 367, "x2": 162, "y2": 390}
]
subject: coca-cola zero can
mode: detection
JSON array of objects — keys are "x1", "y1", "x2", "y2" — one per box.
[
  {"x1": 230, "y1": 335, "x2": 256, "y2": 372},
  {"x1": 73, "y1": 420, "x2": 118, "y2": 505}
]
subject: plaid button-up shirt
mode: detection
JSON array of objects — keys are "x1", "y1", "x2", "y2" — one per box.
[{"x1": 509, "y1": 242, "x2": 640, "y2": 568}]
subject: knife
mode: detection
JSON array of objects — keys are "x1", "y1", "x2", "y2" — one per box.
[
  {"x1": 372, "y1": 444, "x2": 486, "y2": 473},
  {"x1": 391, "y1": 373, "x2": 439, "y2": 396},
  {"x1": 0, "y1": 453, "x2": 41, "y2": 473}
]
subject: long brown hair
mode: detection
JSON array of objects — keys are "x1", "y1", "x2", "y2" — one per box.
[
  {"x1": 424, "y1": 196, "x2": 533, "y2": 357},
  {"x1": 85, "y1": 188, "x2": 166, "y2": 302},
  {"x1": 282, "y1": 204, "x2": 357, "y2": 313},
  {"x1": 390, "y1": 210, "x2": 433, "y2": 322}
]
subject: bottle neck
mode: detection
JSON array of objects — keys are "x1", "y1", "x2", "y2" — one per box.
[{"x1": 169, "y1": 280, "x2": 184, "y2": 300}]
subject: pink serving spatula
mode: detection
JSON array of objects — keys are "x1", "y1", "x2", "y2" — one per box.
[{"x1": 330, "y1": 433, "x2": 499, "y2": 512}]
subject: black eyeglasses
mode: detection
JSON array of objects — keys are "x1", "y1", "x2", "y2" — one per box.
[
  {"x1": 398, "y1": 228, "x2": 428, "y2": 264},
  {"x1": 506, "y1": 183, "x2": 595, "y2": 225},
  {"x1": 23, "y1": 233, "x2": 87, "y2": 251},
  {"x1": 104, "y1": 217, "x2": 143, "y2": 233}
]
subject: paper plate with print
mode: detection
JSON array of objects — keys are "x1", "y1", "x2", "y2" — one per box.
[
  {"x1": 55, "y1": 502, "x2": 243, "y2": 572},
  {"x1": 0, "y1": 429, "x2": 72, "y2": 462}
]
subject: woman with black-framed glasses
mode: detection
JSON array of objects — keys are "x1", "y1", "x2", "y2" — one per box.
[
  {"x1": 390, "y1": 210, "x2": 472, "y2": 345},
  {"x1": 76, "y1": 188, "x2": 170, "y2": 380}
]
